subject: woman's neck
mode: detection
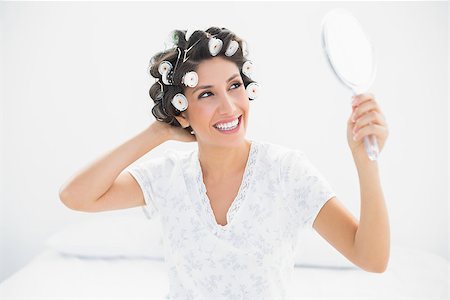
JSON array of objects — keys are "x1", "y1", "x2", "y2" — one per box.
[{"x1": 197, "y1": 139, "x2": 252, "y2": 182}]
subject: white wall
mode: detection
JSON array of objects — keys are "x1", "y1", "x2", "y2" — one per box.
[{"x1": 0, "y1": 1, "x2": 448, "y2": 283}]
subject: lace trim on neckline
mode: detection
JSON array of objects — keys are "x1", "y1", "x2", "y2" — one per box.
[{"x1": 193, "y1": 141, "x2": 259, "y2": 233}]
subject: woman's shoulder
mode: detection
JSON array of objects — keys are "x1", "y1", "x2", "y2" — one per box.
[
  {"x1": 159, "y1": 148, "x2": 197, "y2": 169},
  {"x1": 131, "y1": 147, "x2": 194, "y2": 170}
]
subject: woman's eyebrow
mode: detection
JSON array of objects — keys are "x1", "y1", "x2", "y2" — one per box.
[{"x1": 192, "y1": 73, "x2": 240, "y2": 95}]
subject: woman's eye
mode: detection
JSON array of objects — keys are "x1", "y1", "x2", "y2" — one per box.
[
  {"x1": 231, "y1": 82, "x2": 242, "y2": 89},
  {"x1": 198, "y1": 82, "x2": 242, "y2": 99},
  {"x1": 199, "y1": 91, "x2": 212, "y2": 99}
]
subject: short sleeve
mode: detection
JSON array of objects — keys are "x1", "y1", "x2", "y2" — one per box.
[
  {"x1": 281, "y1": 149, "x2": 336, "y2": 229},
  {"x1": 126, "y1": 152, "x2": 177, "y2": 219}
]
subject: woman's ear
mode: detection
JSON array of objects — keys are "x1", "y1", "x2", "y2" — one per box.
[{"x1": 174, "y1": 112, "x2": 190, "y2": 128}]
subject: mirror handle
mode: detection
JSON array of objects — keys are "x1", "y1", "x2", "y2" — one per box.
[{"x1": 363, "y1": 133, "x2": 380, "y2": 161}]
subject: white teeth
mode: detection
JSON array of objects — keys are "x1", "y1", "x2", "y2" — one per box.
[
  {"x1": 215, "y1": 118, "x2": 239, "y2": 129},
  {"x1": 217, "y1": 118, "x2": 238, "y2": 128}
]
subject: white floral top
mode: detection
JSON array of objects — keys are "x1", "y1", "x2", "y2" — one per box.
[{"x1": 126, "y1": 140, "x2": 336, "y2": 300}]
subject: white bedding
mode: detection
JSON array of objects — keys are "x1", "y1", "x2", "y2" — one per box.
[{"x1": 0, "y1": 245, "x2": 448, "y2": 300}]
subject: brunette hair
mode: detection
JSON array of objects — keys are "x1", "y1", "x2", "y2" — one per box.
[{"x1": 148, "y1": 27, "x2": 257, "y2": 134}]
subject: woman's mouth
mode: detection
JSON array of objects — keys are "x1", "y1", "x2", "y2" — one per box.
[{"x1": 213, "y1": 115, "x2": 242, "y2": 134}]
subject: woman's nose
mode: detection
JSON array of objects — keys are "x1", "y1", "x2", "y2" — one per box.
[{"x1": 218, "y1": 93, "x2": 237, "y2": 113}]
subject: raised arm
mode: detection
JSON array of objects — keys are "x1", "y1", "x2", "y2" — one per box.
[
  {"x1": 313, "y1": 93, "x2": 390, "y2": 273},
  {"x1": 58, "y1": 121, "x2": 171, "y2": 212}
]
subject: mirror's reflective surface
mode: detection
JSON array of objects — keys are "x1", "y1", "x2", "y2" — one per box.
[
  {"x1": 322, "y1": 8, "x2": 377, "y2": 93},
  {"x1": 321, "y1": 8, "x2": 380, "y2": 161}
]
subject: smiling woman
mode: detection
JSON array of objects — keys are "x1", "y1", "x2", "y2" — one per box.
[
  {"x1": 174, "y1": 56, "x2": 251, "y2": 148},
  {"x1": 147, "y1": 27, "x2": 258, "y2": 137},
  {"x1": 59, "y1": 26, "x2": 390, "y2": 300}
]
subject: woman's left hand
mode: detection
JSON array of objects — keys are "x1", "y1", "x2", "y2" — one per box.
[{"x1": 347, "y1": 93, "x2": 389, "y2": 157}]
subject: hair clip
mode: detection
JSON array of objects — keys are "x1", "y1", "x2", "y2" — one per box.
[
  {"x1": 162, "y1": 69, "x2": 173, "y2": 85},
  {"x1": 209, "y1": 37, "x2": 223, "y2": 56},
  {"x1": 246, "y1": 82, "x2": 259, "y2": 100},
  {"x1": 181, "y1": 71, "x2": 199, "y2": 87},
  {"x1": 172, "y1": 48, "x2": 183, "y2": 79},
  {"x1": 183, "y1": 38, "x2": 201, "y2": 63},
  {"x1": 242, "y1": 60, "x2": 253, "y2": 77},
  {"x1": 225, "y1": 40, "x2": 239, "y2": 57},
  {"x1": 156, "y1": 80, "x2": 164, "y2": 100},
  {"x1": 161, "y1": 49, "x2": 182, "y2": 86},
  {"x1": 171, "y1": 93, "x2": 189, "y2": 111}
]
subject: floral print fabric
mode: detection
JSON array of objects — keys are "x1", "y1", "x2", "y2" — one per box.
[{"x1": 126, "y1": 140, "x2": 336, "y2": 299}]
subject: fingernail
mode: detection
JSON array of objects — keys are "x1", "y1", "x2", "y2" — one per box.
[{"x1": 353, "y1": 135, "x2": 357, "y2": 141}]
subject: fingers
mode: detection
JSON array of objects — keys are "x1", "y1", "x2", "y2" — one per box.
[
  {"x1": 353, "y1": 110, "x2": 387, "y2": 135},
  {"x1": 351, "y1": 95, "x2": 386, "y2": 124},
  {"x1": 353, "y1": 122, "x2": 389, "y2": 142},
  {"x1": 348, "y1": 93, "x2": 389, "y2": 153},
  {"x1": 352, "y1": 92, "x2": 375, "y2": 106}
]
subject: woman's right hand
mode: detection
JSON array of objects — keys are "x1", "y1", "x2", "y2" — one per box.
[{"x1": 151, "y1": 121, "x2": 197, "y2": 143}]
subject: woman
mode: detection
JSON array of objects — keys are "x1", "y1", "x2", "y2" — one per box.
[{"x1": 59, "y1": 27, "x2": 390, "y2": 299}]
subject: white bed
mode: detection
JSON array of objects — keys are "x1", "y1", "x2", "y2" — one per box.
[{"x1": 0, "y1": 214, "x2": 448, "y2": 300}]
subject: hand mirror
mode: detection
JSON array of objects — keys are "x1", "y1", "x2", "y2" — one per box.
[{"x1": 321, "y1": 8, "x2": 380, "y2": 161}]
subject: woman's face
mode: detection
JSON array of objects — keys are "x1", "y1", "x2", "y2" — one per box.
[{"x1": 181, "y1": 56, "x2": 250, "y2": 148}]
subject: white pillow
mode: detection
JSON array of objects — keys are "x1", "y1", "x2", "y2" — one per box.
[
  {"x1": 45, "y1": 215, "x2": 164, "y2": 259},
  {"x1": 46, "y1": 215, "x2": 354, "y2": 267},
  {"x1": 294, "y1": 228, "x2": 357, "y2": 268}
]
